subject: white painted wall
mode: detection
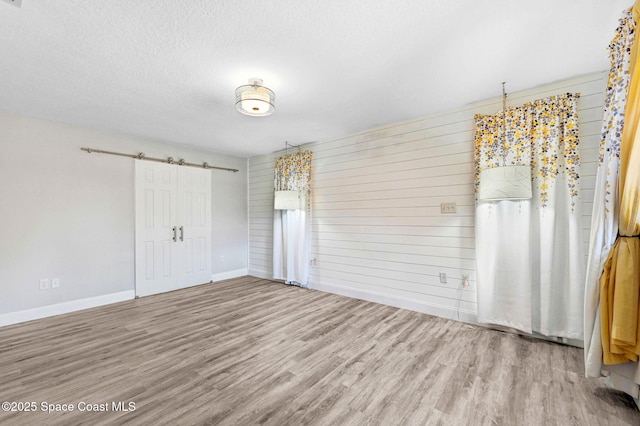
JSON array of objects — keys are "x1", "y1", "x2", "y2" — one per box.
[
  {"x1": 248, "y1": 71, "x2": 606, "y2": 324},
  {"x1": 0, "y1": 110, "x2": 247, "y2": 320}
]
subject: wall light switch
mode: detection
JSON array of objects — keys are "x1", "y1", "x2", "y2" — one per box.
[
  {"x1": 39, "y1": 278, "x2": 50, "y2": 290},
  {"x1": 441, "y1": 202, "x2": 457, "y2": 214},
  {"x1": 52, "y1": 278, "x2": 60, "y2": 288}
]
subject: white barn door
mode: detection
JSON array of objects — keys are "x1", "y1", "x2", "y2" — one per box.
[
  {"x1": 177, "y1": 166, "x2": 212, "y2": 288},
  {"x1": 135, "y1": 160, "x2": 212, "y2": 297},
  {"x1": 135, "y1": 161, "x2": 179, "y2": 297}
]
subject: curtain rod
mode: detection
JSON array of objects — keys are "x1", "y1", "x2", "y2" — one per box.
[
  {"x1": 80, "y1": 147, "x2": 239, "y2": 172},
  {"x1": 285, "y1": 142, "x2": 300, "y2": 150}
]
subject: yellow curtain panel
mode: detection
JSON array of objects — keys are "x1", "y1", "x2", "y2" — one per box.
[{"x1": 600, "y1": 2, "x2": 640, "y2": 365}]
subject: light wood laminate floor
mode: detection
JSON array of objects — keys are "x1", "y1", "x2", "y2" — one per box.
[{"x1": 0, "y1": 276, "x2": 638, "y2": 425}]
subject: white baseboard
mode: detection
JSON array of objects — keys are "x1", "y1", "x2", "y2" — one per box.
[
  {"x1": 310, "y1": 281, "x2": 586, "y2": 348},
  {"x1": 312, "y1": 280, "x2": 478, "y2": 324},
  {"x1": 0, "y1": 290, "x2": 135, "y2": 328},
  {"x1": 247, "y1": 268, "x2": 271, "y2": 280},
  {"x1": 211, "y1": 268, "x2": 248, "y2": 283}
]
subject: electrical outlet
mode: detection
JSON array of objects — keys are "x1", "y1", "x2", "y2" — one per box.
[
  {"x1": 462, "y1": 275, "x2": 469, "y2": 288},
  {"x1": 52, "y1": 278, "x2": 60, "y2": 288},
  {"x1": 39, "y1": 279, "x2": 50, "y2": 290},
  {"x1": 441, "y1": 202, "x2": 457, "y2": 214},
  {"x1": 439, "y1": 273, "x2": 447, "y2": 284},
  {"x1": 220, "y1": 255, "x2": 225, "y2": 263}
]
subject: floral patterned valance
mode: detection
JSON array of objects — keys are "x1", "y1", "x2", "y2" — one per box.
[
  {"x1": 599, "y1": 8, "x2": 634, "y2": 166},
  {"x1": 274, "y1": 150, "x2": 313, "y2": 208},
  {"x1": 474, "y1": 93, "x2": 581, "y2": 208}
]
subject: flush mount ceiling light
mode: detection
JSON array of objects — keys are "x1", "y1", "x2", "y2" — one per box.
[{"x1": 235, "y1": 78, "x2": 275, "y2": 116}]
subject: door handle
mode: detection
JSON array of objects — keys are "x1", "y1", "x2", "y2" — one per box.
[
  {"x1": 172, "y1": 226, "x2": 177, "y2": 242},
  {"x1": 179, "y1": 226, "x2": 184, "y2": 242}
]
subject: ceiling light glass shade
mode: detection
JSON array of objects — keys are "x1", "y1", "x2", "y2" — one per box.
[
  {"x1": 478, "y1": 165, "x2": 532, "y2": 201},
  {"x1": 235, "y1": 78, "x2": 275, "y2": 116}
]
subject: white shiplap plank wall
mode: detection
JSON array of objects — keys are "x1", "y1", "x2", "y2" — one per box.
[{"x1": 248, "y1": 71, "x2": 607, "y2": 324}]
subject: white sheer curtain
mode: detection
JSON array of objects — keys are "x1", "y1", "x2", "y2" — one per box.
[
  {"x1": 272, "y1": 151, "x2": 312, "y2": 287},
  {"x1": 475, "y1": 93, "x2": 584, "y2": 339}
]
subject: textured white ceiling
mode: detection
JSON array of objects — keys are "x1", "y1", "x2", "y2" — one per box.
[{"x1": 0, "y1": 0, "x2": 631, "y2": 157}]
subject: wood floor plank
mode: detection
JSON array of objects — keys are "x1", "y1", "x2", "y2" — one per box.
[{"x1": 0, "y1": 276, "x2": 638, "y2": 425}]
